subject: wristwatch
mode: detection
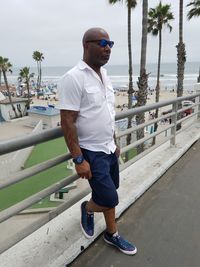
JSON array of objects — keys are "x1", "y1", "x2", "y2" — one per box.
[{"x1": 73, "y1": 155, "x2": 84, "y2": 164}]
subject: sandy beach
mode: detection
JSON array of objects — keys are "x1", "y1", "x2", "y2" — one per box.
[
  {"x1": 115, "y1": 89, "x2": 189, "y2": 109},
  {"x1": 29, "y1": 89, "x2": 189, "y2": 110}
]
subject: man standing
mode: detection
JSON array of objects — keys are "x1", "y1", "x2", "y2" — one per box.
[{"x1": 58, "y1": 27, "x2": 137, "y2": 255}]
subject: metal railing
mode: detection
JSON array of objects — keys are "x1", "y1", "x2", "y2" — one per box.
[{"x1": 0, "y1": 92, "x2": 200, "y2": 254}]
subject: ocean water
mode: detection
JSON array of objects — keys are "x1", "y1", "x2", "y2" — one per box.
[{"x1": 6, "y1": 61, "x2": 200, "y2": 92}]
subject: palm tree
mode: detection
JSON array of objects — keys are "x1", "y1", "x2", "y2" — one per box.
[
  {"x1": 109, "y1": 0, "x2": 137, "y2": 161},
  {"x1": 136, "y1": 0, "x2": 149, "y2": 153},
  {"x1": 32, "y1": 51, "x2": 44, "y2": 98},
  {"x1": 187, "y1": 0, "x2": 200, "y2": 19},
  {"x1": 148, "y1": 2, "x2": 174, "y2": 138},
  {"x1": 0, "y1": 56, "x2": 18, "y2": 118},
  {"x1": 18, "y1": 67, "x2": 34, "y2": 109}
]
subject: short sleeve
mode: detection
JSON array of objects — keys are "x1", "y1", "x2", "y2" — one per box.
[{"x1": 56, "y1": 73, "x2": 82, "y2": 111}]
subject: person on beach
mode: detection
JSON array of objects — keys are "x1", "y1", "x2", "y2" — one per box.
[{"x1": 58, "y1": 27, "x2": 137, "y2": 255}]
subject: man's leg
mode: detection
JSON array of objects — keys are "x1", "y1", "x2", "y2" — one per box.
[
  {"x1": 103, "y1": 208, "x2": 117, "y2": 234},
  {"x1": 85, "y1": 198, "x2": 137, "y2": 255},
  {"x1": 86, "y1": 199, "x2": 117, "y2": 234}
]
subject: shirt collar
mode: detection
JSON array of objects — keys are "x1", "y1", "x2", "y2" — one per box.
[
  {"x1": 77, "y1": 60, "x2": 106, "y2": 75},
  {"x1": 77, "y1": 60, "x2": 92, "y2": 71}
]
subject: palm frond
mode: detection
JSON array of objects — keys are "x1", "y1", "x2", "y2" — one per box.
[
  {"x1": 148, "y1": 2, "x2": 174, "y2": 35},
  {"x1": 108, "y1": 0, "x2": 137, "y2": 9},
  {"x1": 187, "y1": 0, "x2": 200, "y2": 19}
]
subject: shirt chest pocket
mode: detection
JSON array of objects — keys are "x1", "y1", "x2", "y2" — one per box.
[{"x1": 85, "y1": 86, "x2": 103, "y2": 107}]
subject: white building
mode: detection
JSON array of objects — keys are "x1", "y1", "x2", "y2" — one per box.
[
  {"x1": 0, "y1": 96, "x2": 28, "y2": 121},
  {"x1": 27, "y1": 105, "x2": 60, "y2": 129}
]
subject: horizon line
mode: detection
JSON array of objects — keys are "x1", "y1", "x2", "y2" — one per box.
[{"x1": 13, "y1": 61, "x2": 200, "y2": 68}]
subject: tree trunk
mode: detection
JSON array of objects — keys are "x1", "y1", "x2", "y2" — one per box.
[
  {"x1": 177, "y1": 0, "x2": 186, "y2": 98},
  {"x1": 152, "y1": 28, "x2": 162, "y2": 145},
  {"x1": 176, "y1": 0, "x2": 186, "y2": 130},
  {"x1": 176, "y1": 43, "x2": 185, "y2": 98},
  {"x1": 39, "y1": 61, "x2": 42, "y2": 92},
  {"x1": 125, "y1": 4, "x2": 134, "y2": 162},
  {"x1": 155, "y1": 29, "x2": 162, "y2": 103},
  {"x1": 36, "y1": 61, "x2": 40, "y2": 99},
  {"x1": 197, "y1": 67, "x2": 200, "y2": 83},
  {"x1": 2, "y1": 71, "x2": 18, "y2": 118},
  {"x1": 136, "y1": 0, "x2": 148, "y2": 154},
  {"x1": 26, "y1": 79, "x2": 31, "y2": 110}
]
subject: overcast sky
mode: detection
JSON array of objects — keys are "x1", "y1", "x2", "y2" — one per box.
[{"x1": 0, "y1": 0, "x2": 199, "y2": 67}]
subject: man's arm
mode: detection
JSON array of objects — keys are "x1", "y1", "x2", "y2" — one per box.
[
  {"x1": 60, "y1": 109, "x2": 92, "y2": 179},
  {"x1": 60, "y1": 109, "x2": 81, "y2": 157}
]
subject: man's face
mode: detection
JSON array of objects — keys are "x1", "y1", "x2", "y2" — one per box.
[{"x1": 85, "y1": 31, "x2": 113, "y2": 68}]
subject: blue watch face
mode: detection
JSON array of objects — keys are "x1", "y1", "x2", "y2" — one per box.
[
  {"x1": 73, "y1": 155, "x2": 84, "y2": 164},
  {"x1": 77, "y1": 156, "x2": 83, "y2": 163}
]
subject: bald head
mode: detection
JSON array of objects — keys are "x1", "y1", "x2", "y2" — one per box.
[
  {"x1": 82, "y1": 27, "x2": 112, "y2": 71},
  {"x1": 82, "y1": 27, "x2": 109, "y2": 46}
]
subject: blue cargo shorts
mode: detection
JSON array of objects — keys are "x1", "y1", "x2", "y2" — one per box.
[{"x1": 81, "y1": 148, "x2": 119, "y2": 208}]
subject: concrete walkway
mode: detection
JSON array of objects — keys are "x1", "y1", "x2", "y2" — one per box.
[
  {"x1": 69, "y1": 139, "x2": 200, "y2": 267},
  {"x1": 0, "y1": 117, "x2": 33, "y2": 141}
]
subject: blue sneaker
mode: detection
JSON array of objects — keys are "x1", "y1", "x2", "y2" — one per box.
[
  {"x1": 80, "y1": 201, "x2": 94, "y2": 239},
  {"x1": 103, "y1": 231, "x2": 137, "y2": 255}
]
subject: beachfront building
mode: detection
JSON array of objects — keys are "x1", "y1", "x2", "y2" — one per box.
[
  {"x1": 0, "y1": 96, "x2": 28, "y2": 121},
  {"x1": 0, "y1": 92, "x2": 6, "y2": 122},
  {"x1": 27, "y1": 105, "x2": 60, "y2": 129}
]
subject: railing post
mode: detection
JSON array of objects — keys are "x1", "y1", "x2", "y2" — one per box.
[{"x1": 170, "y1": 102, "x2": 178, "y2": 146}]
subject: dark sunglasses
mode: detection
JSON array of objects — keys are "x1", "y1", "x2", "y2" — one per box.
[{"x1": 86, "y1": 39, "x2": 114, "y2": 48}]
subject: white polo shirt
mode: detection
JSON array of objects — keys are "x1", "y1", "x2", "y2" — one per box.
[{"x1": 57, "y1": 60, "x2": 116, "y2": 154}]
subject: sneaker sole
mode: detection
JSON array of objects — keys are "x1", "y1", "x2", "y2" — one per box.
[
  {"x1": 80, "y1": 221, "x2": 94, "y2": 239},
  {"x1": 80, "y1": 204, "x2": 94, "y2": 239},
  {"x1": 103, "y1": 236, "x2": 137, "y2": 255}
]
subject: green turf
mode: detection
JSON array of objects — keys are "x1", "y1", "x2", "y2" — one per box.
[
  {"x1": 121, "y1": 148, "x2": 137, "y2": 161},
  {"x1": 0, "y1": 137, "x2": 72, "y2": 211},
  {"x1": 25, "y1": 137, "x2": 68, "y2": 167},
  {"x1": 1, "y1": 137, "x2": 137, "y2": 211}
]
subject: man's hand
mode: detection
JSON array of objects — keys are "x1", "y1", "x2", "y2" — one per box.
[{"x1": 75, "y1": 160, "x2": 92, "y2": 179}]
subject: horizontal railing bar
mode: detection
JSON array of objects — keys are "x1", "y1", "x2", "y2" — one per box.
[
  {"x1": 0, "y1": 187, "x2": 91, "y2": 255},
  {"x1": 0, "y1": 153, "x2": 71, "y2": 190},
  {"x1": 173, "y1": 114, "x2": 199, "y2": 136},
  {"x1": 120, "y1": 124, "x2": 174, "y2": 154},
  {"x1": 177, "y1": 106, "x2": 195, "y2": 115},
  {"x1": 119, "y1": 135, "x2": 173, "y2": 172},
  {"x1": 116, "y1": 112, "x2": 176, "y2": 139},
  {"x1": 0, "y1": 173, "x2": 79, "y2": 223},
  {"x1": 177, "y1": 110, "x2": 199, "y2": 125},
  {"x1": 115, "y1": 93, "x2": 200, "y2": 121},
  {"x1": 0, "y1": 127, "x2": 63, "y2": 155},
  {"x1": 1, "y1": 94, "x2": 199, "y2": 156}
]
